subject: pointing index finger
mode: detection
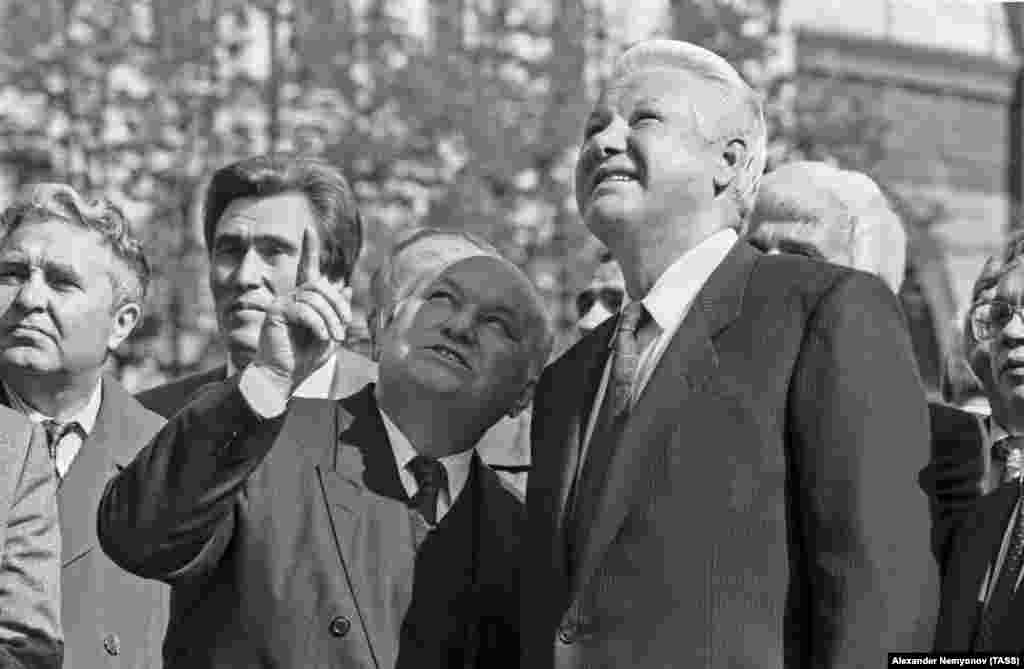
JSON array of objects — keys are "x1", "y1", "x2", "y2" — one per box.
[{"x1": 297, "y1": 229, "x2": 322, "y2": 286}]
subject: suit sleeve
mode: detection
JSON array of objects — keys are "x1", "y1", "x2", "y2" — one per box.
[
  {"x1": 97, "y1": 376, "x2": 286, "y2": 585},
  {"x1": 789, "y1": 272, "x2": 938, "y2": 664},
  {"x1": 917, "y1": 404, "x2": 987, "y2": 567},
  {"x1": 0, "y1": 422, "x2": 62, "y2": 669}
]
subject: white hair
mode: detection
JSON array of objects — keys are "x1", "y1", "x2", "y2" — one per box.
[
  {"x1": 614, "y1": 39, "x2": 767, "y2": 223},
  {"x1": 753, "y1": 161, "x2": 907, "y2": 292}
]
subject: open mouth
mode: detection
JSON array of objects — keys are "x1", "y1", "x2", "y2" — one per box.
[
  {"x1": 592, "y1": 166, "x2": 641, "y2": 193},
  {"x1": 427, "y1": 344, "x2": 470, "y2": 369}
]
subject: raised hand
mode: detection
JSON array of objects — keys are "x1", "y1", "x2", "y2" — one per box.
[{"x1": 252, "y1": 230, "x2": 351, "y2": 391}]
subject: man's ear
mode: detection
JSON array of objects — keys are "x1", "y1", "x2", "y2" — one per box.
[
  {"x1": 507, "y1": 378, "x2": 537, "y2": 418},
  {"x1": 108, "y1": 300, "x2": 142, "y2": 351},
  {"x1": 712, "y1": 138, "x2": 748, "y2": 197}
]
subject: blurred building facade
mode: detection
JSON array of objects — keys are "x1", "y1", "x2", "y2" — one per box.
[{"x1": 780, "y1": 0, "x2": 1019, "y2": 398}]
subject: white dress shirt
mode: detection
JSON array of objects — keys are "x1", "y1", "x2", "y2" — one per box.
[
  {"x1": 378, "y1": 407, "x2": 474, "y2": 524},
  {"x1": 5, "y1": 378, "x2": 103, "y2": 478},
  {"x1": 580, "y1": 228, "x2": 738, "y2": 454}
]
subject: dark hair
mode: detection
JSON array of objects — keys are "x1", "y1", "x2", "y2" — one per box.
[
  {"x1": 203, "y1": 154, "x2": 362, "y2": 283},
  {"x1": 0, "y1": 183, "x2": 150, "y2": 305}
]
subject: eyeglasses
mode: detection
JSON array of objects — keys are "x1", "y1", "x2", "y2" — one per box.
[
  {"x1": 969, "y1": 299, "x2": 1024, "y2": 341},
  {"x1": 577, "y1": 287, "x2": 625, "y2": 320}
]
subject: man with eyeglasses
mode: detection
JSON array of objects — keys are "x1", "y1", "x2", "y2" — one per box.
[{"x1": 922, "y1": 240, "x2": 1024, "y2": 651}]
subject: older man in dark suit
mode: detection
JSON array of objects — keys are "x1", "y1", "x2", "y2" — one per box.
[
  {"x1": 0, "y1": 183, "x2": 168, "y2": 668},
  {"x1": 98, "y1": 231, "x2": 551, "y2": 667},
  {"x1": 920, "y1": 239, "x2": 1024, "y2": 651},
  {"x1": 367, "y1": 226, "x2": 533, "y2": 497},
  {"x1": 0, "y1": 406, "x2": 61, "y2": 669},
  {"x1": 136, "y1": 154, "x2": 376, "y2": 418},
  {"x1": 522, "y1": 40, "x2": 936, "y2": 668}
]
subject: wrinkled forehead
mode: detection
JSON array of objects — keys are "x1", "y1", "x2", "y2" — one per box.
[
  {"x1": 391, "y1": 236, "x2": 499, "y2": 305},
  {"x1": 430, "y1": 255, "x2": 543, "y2": 319}
]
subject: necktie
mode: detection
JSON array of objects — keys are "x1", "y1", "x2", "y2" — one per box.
[
  {"x1": 407, "y1": 455, "x2": 448, "y2": 526},
  {"x1": 974, "y1": 435, "x2": 1024, "y2": 650},
  {"x1": 42, "y1": 419, "x2": 79, "y2": 481},
  {"x1": 606, "y1": 301, "x2": 650, "y2": 418},
  {"x1": 565, "y1": 302, "x2": 650, "y2": 564}
]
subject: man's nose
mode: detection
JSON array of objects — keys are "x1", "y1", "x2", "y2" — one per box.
[
  {"x1": 591, "y1": 116, "x2": 628, "y2": 157},
  {"x1": 14, "y1": 271, "x2": 47, "y2": 311},
  {"x1": 233, "y1": 248, "x2": 265, "y2": 287},
  {"x1": 441, "y1": 306, "x2": 477, "y2": 342}
]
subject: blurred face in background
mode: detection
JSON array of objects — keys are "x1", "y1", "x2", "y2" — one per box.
[
  {"x1": 209, "y1": 192, "x2": 323, "y2": 370},
  {"x1": 576, "y1": 259, "x2": 627, "y2": 335},
  {"x1": 0, "y1": 218, "x2": 139, "y2": 379}
]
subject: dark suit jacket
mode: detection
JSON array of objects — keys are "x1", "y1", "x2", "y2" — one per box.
[
  {"x1": 0, "y1": 379, "x2": 171, "y2": 669},
  {"x1": 920, "y1": 402, "x2": 1017, "y2": 651},
  {"x1": 0, "y1": 404, "x2": 61, "y2": 669},
  {"x1": 98, "y1": 381, "x2": 522, "y2": 668},
  {"x1": 522, "y1": 240, "x2": 938, "y2": 668}
]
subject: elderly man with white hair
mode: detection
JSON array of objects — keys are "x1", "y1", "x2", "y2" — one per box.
[
  {"x1": 522, "y1": 39, "x2": 936, "y2": 668},
  {"x1": 748, "y1": 160, "x2": 907, "y2": 292}
]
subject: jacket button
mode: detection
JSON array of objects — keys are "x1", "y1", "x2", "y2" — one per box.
[
  {"x1": 102, "y1": 634, "x2": 121, "y2": 656},
  {"x1": 329, "y1": 616, "x2": 351, "y2": 638}
]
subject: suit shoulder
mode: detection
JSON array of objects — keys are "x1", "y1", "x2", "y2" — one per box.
[
  {"x1": 136, "y1": 366, "x2": 225, "y2": 418},
  {"x1": 749, "y1": 252, "x2": 854, "y2": 298},
  {"x1": 102, "y1": 378, "x2": 167, "y2": 463}
]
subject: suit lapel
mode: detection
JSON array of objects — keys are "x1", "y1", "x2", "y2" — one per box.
[
  {"x1": 314, "y1": 385, "x2": 413, "y2": 669},
  {"x1": 570, "y1": 240, "x2": 757, "y2": 599},
  {"x1": 59, "y1": 380, "x2": 133, "y2": 567},
  {"x1": 555, "y1": 321, "x2": 616, "y2": 526}
]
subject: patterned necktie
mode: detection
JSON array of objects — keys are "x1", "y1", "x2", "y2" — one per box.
[
  {"x1": 407, "y1": 455, "x2": 449, "y2": 526},
  {"x1": 974, "y1": 435, "x2": 1024, "y2": 650},
  {"x1": 42, "y1": 419, "x2": 79, "y2": 481},
  {"x1": 565, "y1": 302, "x2": 651, "y2": 563},
  {"x1": 607, "y1": 301, "x2": 650, "y2": 418}
]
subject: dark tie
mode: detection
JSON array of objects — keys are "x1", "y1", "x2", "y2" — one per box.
[
  {"x1": 42, "y1": 419, "x2": 79, "y2": 481},
  {"x1": 406, "y1": 455, "x2": 449, "y2": 526},
  {"x1": 974, "y1": 435, "x2": 1024, "y2": 650}
]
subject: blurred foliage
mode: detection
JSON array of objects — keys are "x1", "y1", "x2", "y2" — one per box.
[{"x1": 0, "y1": 0, "x2": 913, "y2": 391}]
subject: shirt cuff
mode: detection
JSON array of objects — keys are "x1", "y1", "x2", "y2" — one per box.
[{"x1": 238, "y1": 365, "x2": 291, "y2": 419}]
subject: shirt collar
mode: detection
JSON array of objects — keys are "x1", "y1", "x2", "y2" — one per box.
[
  {"x1": 377, "y1": 405, "x2": 474, "y2": 499},
  {"x1": 640, "y1": 228, "x2": 738, "y2": 333},
  {"x1": 226, "y1": 352, "x2": 338, "y2": 400},
  {"x1": 4, "y1": 377, "x2": 104, "y2": 436},
  {"x1": 991, "y1": 419, "x2": 1013, "y2": 444}
]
